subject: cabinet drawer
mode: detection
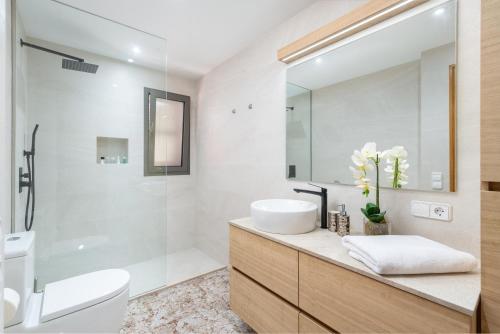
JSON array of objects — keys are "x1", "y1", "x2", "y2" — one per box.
[
  {"x1": 230, "y1": 226, "x2": 299, "y2": 305},
  {"x1": 299, "y1": 313, "x2": 333, "y2": 334},
  {"x1": 299, "y1": 253, "x2": 472, "y2": 333},
  {"x1": 230, "y1": 268, "x2": 299, "y2": 334},
  {"x1": 481, "y1": 190, "x2": 500, "y2": 332}
]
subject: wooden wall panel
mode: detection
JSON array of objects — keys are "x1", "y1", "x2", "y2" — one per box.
[
  {"x1": 481, "y1": 191, "x2": 500, "y2": 332},
  {"x1": 481, "y1": 0, "x2": 500, "y2": 182},
  {"x1": 481, "y1": 0, "x2": 500, "y2": 332}
]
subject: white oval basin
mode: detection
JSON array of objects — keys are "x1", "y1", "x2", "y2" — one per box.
[{"x1": 251, "y1": 199, "x2": 318, "y2": 234}]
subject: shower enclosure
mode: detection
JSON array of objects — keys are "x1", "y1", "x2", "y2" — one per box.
[{"x1": 10, "y1": 0, "x2": 222, "y2": 298}]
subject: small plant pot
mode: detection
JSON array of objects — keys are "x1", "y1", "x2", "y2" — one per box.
[{"x1": 363, "y1": 218, "x2": 389, "y2": 235}]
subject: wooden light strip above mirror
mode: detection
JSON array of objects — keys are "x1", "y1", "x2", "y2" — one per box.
[{"x1": 278, "y1": 0, "x2": 429, "y2": 63}]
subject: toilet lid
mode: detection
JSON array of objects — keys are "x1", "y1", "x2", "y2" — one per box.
[{"x1": 41, "y1": 269, "x2": 130, "y2": 323}]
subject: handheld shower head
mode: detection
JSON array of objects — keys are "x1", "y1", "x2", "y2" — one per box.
[{"x1": 31, "y1": 124, "x2": 39, "y2": 154}]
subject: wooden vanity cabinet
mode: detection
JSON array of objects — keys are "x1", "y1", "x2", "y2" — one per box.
[
  {"x1": 299, "y1": 313, "x2": 333, "y2": 334},
  {"x1": 229, "y1": 224, "x2": 299, "y2": 305},
  {"x1": 229, "y1": 226, "x2": 477, "y2": 334},
  {"x1": 299, "y1": 253, "x2": 473, "y2": 333},
  {"x1": 230, "y1": 268, "x2": 299, "y2": 334}
]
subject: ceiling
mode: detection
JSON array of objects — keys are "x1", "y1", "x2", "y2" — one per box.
[{"x1": 52, "y1": 0, "x2": 317, "y2": 79}]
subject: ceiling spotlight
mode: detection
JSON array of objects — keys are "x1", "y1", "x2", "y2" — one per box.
[
  {"x1": 433, "y1": 8, "x2": 445, "y2": 16},
  {"x1": 315, "y1": 58, "x2": 322, "y2": 64},
  {"x1": 133, "y1": 46, "x2": 141, "y2": 54},
  {"x1": 127, "y1": 58, "x2": 134, "y2": 63},
  {"x1": 112, "y1": 83, "x2": 118, "y2": 88}
]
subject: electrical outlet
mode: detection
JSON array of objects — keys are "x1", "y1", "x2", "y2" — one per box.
[
  {"x1": 429, "y1": 203, "x2": 452, "y2": 221},
  {"x1": 411, "y1": 201, "x2": 452, "y2": 221}
]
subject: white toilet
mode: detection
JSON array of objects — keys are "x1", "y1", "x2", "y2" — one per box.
[{"x1": 4, "y1": 231, "x2": 130, "y2": 333}]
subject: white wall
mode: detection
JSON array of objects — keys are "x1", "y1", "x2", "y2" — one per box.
[{"x1": 195, "y1": 0, "x2": 480, "y2": 264}]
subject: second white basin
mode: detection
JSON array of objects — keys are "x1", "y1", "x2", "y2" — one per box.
[{"x1": 251, "y1": 199, "x2": 318, "y2": 234}]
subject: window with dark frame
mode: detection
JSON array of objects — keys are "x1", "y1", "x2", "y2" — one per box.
[{"x1": 144, "y1": 87, "x2": 190, "y2": 176}]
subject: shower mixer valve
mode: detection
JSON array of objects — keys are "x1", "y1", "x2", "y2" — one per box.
[{"x1": 19, "y1": 167, "x2": 31, "y2": 193}]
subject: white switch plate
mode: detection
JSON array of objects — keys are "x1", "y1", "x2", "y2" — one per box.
[
  {"x1": 410, "y1": 200, "x2": 430, "y2": 218},
  {"x1": 411, "y1": 201, "x2": 452, "y2": 221}
]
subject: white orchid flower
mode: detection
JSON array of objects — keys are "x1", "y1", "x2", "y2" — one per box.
[
  {"x1": 384, "y1": 146, "x2": 409, "y2": 189},
  {"x1": 350, "y1": 142, "x2": 379, "y2": 197},
  {"x1": 350, "y1": 142, "x2": 409, "y2": 222},
  {"x1": 354, "y1": 177, "x2": 372, "y2": 197},
  {"x1": 361, "y1": 142, "x2": 378, "y2": 158},
  {"x1": 351, "y1": 150, "x2": 367, "y2": 166}
]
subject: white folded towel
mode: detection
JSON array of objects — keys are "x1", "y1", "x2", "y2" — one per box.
[{"x1": 342, "y1": 235, "x2": 478, "y2": 275}]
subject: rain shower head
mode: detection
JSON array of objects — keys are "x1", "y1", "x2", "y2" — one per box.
[
  {"x1": 62, "y1": 59, "x2": 99, "y2": 74},
  {"x1": 21, "y1": 39, "x2": 99, "y2": 74}
]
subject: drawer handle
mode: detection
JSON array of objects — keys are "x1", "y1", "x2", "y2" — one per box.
[{"x1": 483, "y1": 182, "x2": 500, "y2": 192}]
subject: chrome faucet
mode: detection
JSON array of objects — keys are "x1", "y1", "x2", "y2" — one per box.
[{"x1": 293, "y1": 183, "x2": 328, "y2": 229}]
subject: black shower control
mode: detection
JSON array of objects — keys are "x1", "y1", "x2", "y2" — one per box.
[{"x1": 20, "y1": 124, "x2": 39, "y2": 231}]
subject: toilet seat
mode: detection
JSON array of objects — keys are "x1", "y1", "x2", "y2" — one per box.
[{"x1": 41, "y1": 269, "x2": 130, "y2": 322}]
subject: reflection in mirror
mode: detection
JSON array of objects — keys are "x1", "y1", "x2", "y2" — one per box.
[
  {"x1": 286, "y1": 83, "x2": 311, "y2": 180},
  {"x1": 286, "y1": 0, "x2": 456, "y2": 192}
]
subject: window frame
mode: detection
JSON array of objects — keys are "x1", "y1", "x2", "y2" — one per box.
[{"x1": 144, "y1": 87, "x2": 191, "y2": 176}]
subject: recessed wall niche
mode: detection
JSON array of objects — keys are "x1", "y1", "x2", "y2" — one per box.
[{"x1": 96, "y1": 137, "x2": 128, "y2": 164}]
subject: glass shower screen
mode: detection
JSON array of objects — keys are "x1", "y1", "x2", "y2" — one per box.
[{"x1": 13, "y1": 0, "x2": 168, "y2": 297}]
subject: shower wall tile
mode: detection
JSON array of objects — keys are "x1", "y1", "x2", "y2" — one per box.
[
  {"x1": 23, "y1": 38, "x2": 169, "y2": 287},
  {"x1": 195, "y1": 0, "x2": 480, "y2": 264}
]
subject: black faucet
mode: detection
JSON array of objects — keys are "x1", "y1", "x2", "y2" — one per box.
[{"x1": 293, "y1": 184, "x2": 328, "y2": 229}]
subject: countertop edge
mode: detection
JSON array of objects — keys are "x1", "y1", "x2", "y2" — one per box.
[{"x1": 228, "y1": 220, "x2": 478, "y2": 316}]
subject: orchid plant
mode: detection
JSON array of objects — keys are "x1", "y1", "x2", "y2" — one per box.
[{"x1": 350, "y1": 142, "x2": 409, "y2": 224}]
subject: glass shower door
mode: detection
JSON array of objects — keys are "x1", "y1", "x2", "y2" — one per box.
[{"x1": 13, "y1": 0, "x2": 168, "y2": 297}]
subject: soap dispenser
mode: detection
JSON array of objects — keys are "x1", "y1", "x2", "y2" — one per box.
[{"x1": 337, "y1": 204, "x2": 350, "y2": 237}]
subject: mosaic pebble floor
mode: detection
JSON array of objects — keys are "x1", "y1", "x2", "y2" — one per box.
[{"x1": 121, "y1": 268, "x2": 255, "y2": 334}]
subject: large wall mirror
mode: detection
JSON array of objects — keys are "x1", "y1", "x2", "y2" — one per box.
[{"x1": 286, "y1": 0, "x2": 457, "y2": 192}]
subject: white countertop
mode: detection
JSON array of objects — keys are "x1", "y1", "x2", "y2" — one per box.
[{"x1": 229, "y1": 217, "x2": 480, "y2": 316}]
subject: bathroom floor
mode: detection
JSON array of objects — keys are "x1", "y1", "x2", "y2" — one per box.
[
  {"x1": 125, "y1": 248, "x2": 225, "y2": 297},
  {"x1": 121, "y1": 268, "x2": 254, "y2": 334}
]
